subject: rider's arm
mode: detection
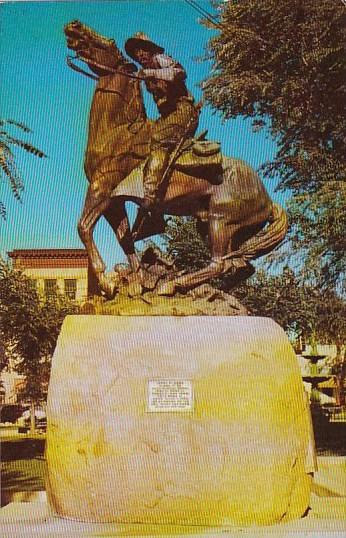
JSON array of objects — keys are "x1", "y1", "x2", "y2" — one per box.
[{"x1": 141, "y1": 54, "x2": 186, "y2": 81}]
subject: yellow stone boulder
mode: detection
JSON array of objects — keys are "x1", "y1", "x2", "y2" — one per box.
[{"x1": 46, "y1": 316, "x2": 314, "y2": 526}]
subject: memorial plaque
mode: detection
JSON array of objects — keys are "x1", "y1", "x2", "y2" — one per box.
[{"x1": 147, "y1": 379, "x2": 193, "y2": 412}]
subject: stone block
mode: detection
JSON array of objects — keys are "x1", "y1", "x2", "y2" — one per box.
[{"x1": 46, "y1": 316, "x2": 313, "y2": 525}]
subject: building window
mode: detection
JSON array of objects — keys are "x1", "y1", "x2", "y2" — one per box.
[
  {"x1": 44, "y1": 279, "x2": 57, "y2": 300},
  {"x1": 64, "y1": 279, "x2": 77, "y2": 300},
  {"x1": 29, "y1": 278, "x2": 37, "y2": 291}
]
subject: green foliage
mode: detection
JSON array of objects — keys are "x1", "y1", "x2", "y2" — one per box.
[
  {"x1": 202, "y1": 0, "x2": 346, "y2": 288},
  {"x1": 0, "y1": 259, "x2": 78, "y2": 403},
  {"x1": 163, "y1": 216, "x2": 210, "y2": 271},
  {"x1": 0, "y1": 120, "x2": 46, "y2": 219},
  {"x1": 287, "y1": 185, "x2": 346, "y2": 287},
  {"x1": 235, "y1": 268, "x2": 346, "y2": 342}
]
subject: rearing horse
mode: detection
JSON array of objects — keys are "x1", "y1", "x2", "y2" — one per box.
[{"x1": 64, "y1": 21, "x2": 288, "y2": 298}]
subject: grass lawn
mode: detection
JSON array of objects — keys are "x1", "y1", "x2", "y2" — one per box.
[{"x1": 1, "y1": 437, "x2": 46, "y2": 505}]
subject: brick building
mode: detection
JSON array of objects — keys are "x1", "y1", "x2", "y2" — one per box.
[{"x1": 8, "y1": 248, "x2": 98, "y2": 302}]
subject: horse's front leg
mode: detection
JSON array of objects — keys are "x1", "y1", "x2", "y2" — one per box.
[
  {"x1": 103, "y1": 199, "x2": 141, "y2": 276},
  {"x1": 78, "y1": 182, "x2": 114, "y2": 296}
]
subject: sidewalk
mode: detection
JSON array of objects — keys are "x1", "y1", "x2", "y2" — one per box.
[{"x1": 1, "y1": 458, "x2": 345, "y2": 538}]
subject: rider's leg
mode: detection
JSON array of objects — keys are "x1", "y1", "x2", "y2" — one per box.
[
  {"x1": 132, "y1": 133, "x2": 170, "y2": 239},
  {"x1": 142, "y1": 99, "x2": 198, "y2": 208},
  {"x1": 133, "y1": 100, "x2": 199, "y2": 238},
  {"x1": 142, "y1": 147, "x2": 170, "y2": 207}
]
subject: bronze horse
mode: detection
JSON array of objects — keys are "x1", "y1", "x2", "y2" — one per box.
[{"x1": 64, "y1": 21, "x2": 287, "y2": 298}]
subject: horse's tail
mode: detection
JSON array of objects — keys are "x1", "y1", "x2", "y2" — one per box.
[{"x1": 224, "y1": 202, "x2": 288, "y2": 263}]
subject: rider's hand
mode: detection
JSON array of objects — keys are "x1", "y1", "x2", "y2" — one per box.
[{"x1": 137, "y1": 68, "x2": 146, "y2": 79}]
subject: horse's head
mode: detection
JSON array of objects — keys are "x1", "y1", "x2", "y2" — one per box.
[{"x1": 64, "y1": 20, "x2": 133, "y2": 76}]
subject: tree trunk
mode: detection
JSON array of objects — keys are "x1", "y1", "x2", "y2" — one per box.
[
  {"x1": 335, "y1": 376, "x2": 345, "y2": 406},
  {"x1": 30, "y1": 400, "x2": 35, "y2": 435}
]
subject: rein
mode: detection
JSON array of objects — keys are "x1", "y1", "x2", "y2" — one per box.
[
  {"x1": 66, "y1": 52, "x2": 146, "y2": 81},
  {"x1": 67, "y1": 56, "x2": 99, "y2": 81}
]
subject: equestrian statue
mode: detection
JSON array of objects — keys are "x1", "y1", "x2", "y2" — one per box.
[{"x1": 64, "y1": 21, "x2": 288, "y2": 299}]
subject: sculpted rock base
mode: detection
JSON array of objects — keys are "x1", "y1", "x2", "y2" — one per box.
[
  {"x1": 81, "y1": 284, "x2": 248, "y2": 316},
  {"x1": 46, "y1": 316, "x2": 313, "y2": 526}
]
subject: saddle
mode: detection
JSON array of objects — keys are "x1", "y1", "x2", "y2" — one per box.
[
  {"x1": 174, "y1": 131, "x2": 223, "y2": 183},
  {"x1": 131, "y1": 129, "x2": 223, "y2": 184}
]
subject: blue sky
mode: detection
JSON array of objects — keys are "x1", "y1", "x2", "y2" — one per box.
[{"x1": 1, "y1": 0, "x2": 287, "y2": 269}]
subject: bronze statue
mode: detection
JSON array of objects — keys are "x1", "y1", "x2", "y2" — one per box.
[{"x1": 64, "y1": 21, "x2": 288, "y2": 299}]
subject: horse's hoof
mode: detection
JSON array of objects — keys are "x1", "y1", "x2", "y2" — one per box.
[{"x1": 157, "y1": 280, "x2": 176, "y2": 296}]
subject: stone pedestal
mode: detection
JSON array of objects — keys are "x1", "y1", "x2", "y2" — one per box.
[{"x1": 46, "y1": 316, "x2": 313, "y2": 526}]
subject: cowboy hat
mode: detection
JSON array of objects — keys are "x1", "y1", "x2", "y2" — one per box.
[{"x1": 125, "y1": 32, "x2": 164, "y2": 59}]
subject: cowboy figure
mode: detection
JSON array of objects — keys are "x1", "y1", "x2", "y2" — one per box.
[{"x1": 125, "y1": 32, "x2": 200, "y2": 218}]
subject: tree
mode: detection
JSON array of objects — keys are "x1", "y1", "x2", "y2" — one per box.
[
  {"x1": 202, "y1": 0, "x2": 346, "y2": 289},
  {"x1": 0, "y1": 259, "x2": 78, "y2": 432},
  {"x1": 163, "y1": 216, "x2": 210, "y2": 272},
  {"x1": 0, "y1": 119, "x2": 46, "y2": 219},
  {"x1": 237, "y1": 268, "x2": 345, "y2": 338}
]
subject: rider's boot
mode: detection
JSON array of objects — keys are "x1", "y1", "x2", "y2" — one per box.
[{"x1": 132, "y1": 148, "x2": 169, "y2": 240}]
